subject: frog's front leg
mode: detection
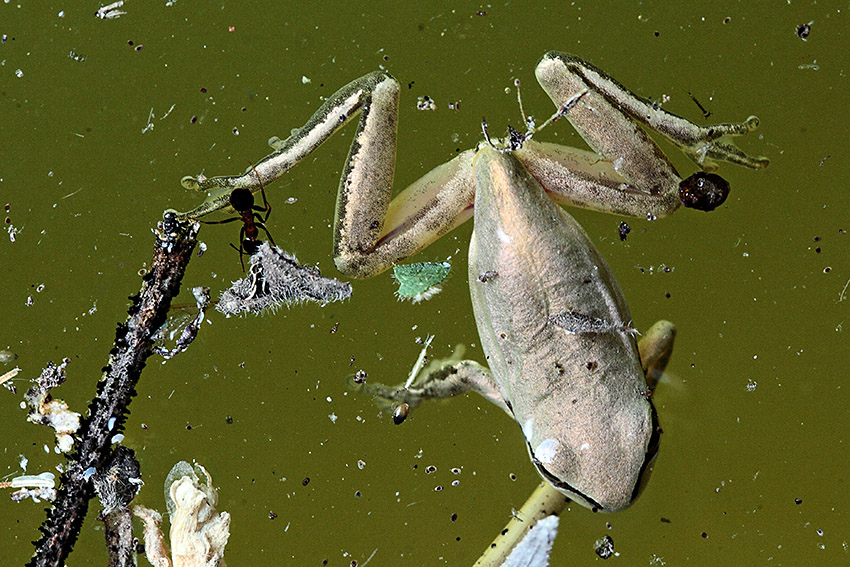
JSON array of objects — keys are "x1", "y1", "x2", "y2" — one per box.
[
  {"x1": 176, "y1": 71, "x2": 476, "y2": 278},
  {"x1": 355, "y1": 358, "x2": 512, "y2": 417},
  {"x1": 519, "y1": 51, "x2": 769, "y2": 217}
]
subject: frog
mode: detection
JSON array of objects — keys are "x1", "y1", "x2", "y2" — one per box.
[{"x1": 173, "y1": 52, "x2": 768, "y2": 511}]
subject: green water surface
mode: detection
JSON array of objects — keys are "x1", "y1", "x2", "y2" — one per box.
[{"x1": 1, "y1": 2, "x2": 847, "y2": 565}]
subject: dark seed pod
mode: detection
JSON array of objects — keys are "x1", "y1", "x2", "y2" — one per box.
[
  {"x1": 392, "y1": 403, "x2": 410, "y2": 425},
  {"x1": 679, "y1": 172, "x2": 731, "y2": 212}
]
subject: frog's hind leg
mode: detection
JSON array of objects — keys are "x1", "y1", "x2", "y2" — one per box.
[
  {"x1": 526, "y1": 52, "x2": 768, "y2": 217},
  {"x1": 536, "y1": 52, "x2": 769, "y2": 172},
  {"x1": 638, "y1": 320, "x2": 677, "y2": 390}
]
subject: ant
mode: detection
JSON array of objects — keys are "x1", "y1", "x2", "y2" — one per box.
[{"x1": 203, "y1": 164, "x2": 276, "y2": 270}]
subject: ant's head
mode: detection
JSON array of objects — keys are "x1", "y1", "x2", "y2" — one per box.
[{"x1": 229, "y1": 188, "x2": 255, "y2": 213}]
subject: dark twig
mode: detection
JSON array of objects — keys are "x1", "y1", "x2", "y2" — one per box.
[
  {"x1": 95, "y1": 446, "x2": 142, "y2": 567},
  {"x1": 29, "y1": 213, "x2": 199, "y2": 567}
]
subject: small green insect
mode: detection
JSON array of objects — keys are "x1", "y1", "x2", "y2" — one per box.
[{"x1": 392, "y1": 261, "x2": 451, "y2": 303}]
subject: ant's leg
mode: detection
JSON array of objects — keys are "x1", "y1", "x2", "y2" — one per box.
[{"x1": 201, "y1": 216, "x2": 241, "y2": 226}]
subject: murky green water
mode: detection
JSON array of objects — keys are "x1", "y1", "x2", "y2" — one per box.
[{"x1": 1, "y1": 2, "x2": 847, "y2": 565}]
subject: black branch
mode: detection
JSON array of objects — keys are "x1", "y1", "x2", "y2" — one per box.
[{"x1": 28, "y1": 213, "x2": 199, "y2": 567}]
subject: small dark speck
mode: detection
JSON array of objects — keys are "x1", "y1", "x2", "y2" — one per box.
[
  {"x1": 618, "y1": 221, "x2": 631, "y2": 241},
  {"x1": 795, "y1": 498, "x2": 803, "y2": 505},
  {"x1": 654, "y1": 31, "x2": 660, "y2": 37},
  {"x1": 268, "y1": 511, "x2": 277, "y2": 520},
  {"x1": 135, "y1": 45, "x2": 143, "y2": 51},
  {"x1": 476, "y1": 10, "x2": 487, "y2": 16},
  {"x1": 815, "y1": 247, "x2": 821, "y2": 253},
  {"x1": 302, "y1": 477, "x2": 310, "y2": 486},
  {"x1": 701, "y1": 532, "x2": 709, "y2": 539},
  {"x1": 796, "y1": 23, "x2": 811, "y2": 40},
  {"x1": 813, "y1": 236, "x2": 821, "y2": 242},
  {"x1": 190, "y1": 115, "x2": 198, "y2": 124},
  {"x1": 127, "y1": 40, "x2": 134, "y2": 46},
  {"x1": 451, "y1": 513, "x2": 458, "y2": 522},
  {"x1": 225, "y1": 415, "x2": 233, "y2": 424},
  {"x1": 241, "y1": 107, "x2": 247, "y2": 111},
  {"x1": 723, "y1": 16, "x2": 731, "y2": 24},
  {"x1": 509, "y1": 473, "x2": 517, "y2": 481},
  {"x1": 660, "y1": 517, "x2": 671, "y2": 523},
  {"x1": 323, "y1": 560, "x2": 328, "y2": 566},
  {"x1": 417, "y1": 23, "x2": 425, "y2": 32},
  {"x1": 383, "y1": 55, "x2": 390, "y2": 61},
  {"x1": 351, "y1": 561, "x2": 358, "y2": 567},
  {"x1": 456, "y1": 536, "x2": 461, "y2": 541},
  {"x1": 408, "y1": 81, "x2": 415, "y2": 89},
  {"x1": 665, "y1": 292, "x2": 671, "y2": 299},
  {"x1": 354, "y1": 490, "x2": 362, "y2": 497},
  {"x1": 185, "y1": 423, "x2": 192, "y2": 430},
  {"x1": 824, "y1": 267, "x2": 832, "y2": 273},
  {"x1": 200, "y1": 87, "x2": 207, "y2": 93}
]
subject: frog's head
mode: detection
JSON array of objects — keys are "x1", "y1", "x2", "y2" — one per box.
[{"x1": 520, "y1": 401, "x2": 661, "y2": 513}]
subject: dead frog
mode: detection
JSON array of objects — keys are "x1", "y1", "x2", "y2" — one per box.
[{"x1": 174, "y1": 52, "x2": 768, "y2": 511}]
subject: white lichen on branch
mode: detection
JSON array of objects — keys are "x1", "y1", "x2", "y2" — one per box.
[{"x1": 24, "y1": 358, "x2": 81, "y2": 453}]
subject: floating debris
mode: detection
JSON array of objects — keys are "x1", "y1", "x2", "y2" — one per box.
[
  {"x1": 153, "y1": 287, "x2": 210, "y2": 360},
  {"x1": 549, "y1": 311, "x2": 637, "y2": 336},
  {"x1": 216, "y1": 242, "x2": 351, "y2": 316},
  {"x1": 24, "y1": 358, "x2": 80, "y2": 453},
  {"x1": 95, "y1": 1, "x2": 125, "y2": 19},
  {"x1": 416, "y1": 95, "x2": 437, "y2": 111},
  {"x1": 502, "y1": 515, "x2": 559, "y2": 567},
  {"x1": 134, "y1": 462, "x2": 230, "y2": 567},
  {"x1": 0, "y1": 348, "x2": 17, "y2": 364},
  {"x1": 0, "y1": 366, "x2": 20, "y2": 393},
  {"x1": 0, "y1": 472, "x2": 57, "y2": 503},
  {"x1": 594, "y1": 534, "x2": 615, "y2": 559},
  {"x1": 393, "y1": 261, "x2": 450, "y2": 303}
]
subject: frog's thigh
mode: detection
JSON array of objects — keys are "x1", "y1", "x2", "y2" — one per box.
[
  {"x1": 638, "y1": 320, "x2": 677, "y2": 389},
  {"x1": 515, "y1": 141, "x2": 682, "y2": 218},
  {"x1": 333, "y1": 149, "x2": 476, "y2": 279},
  {"x1": 534, "y1": 53, "x2": 682, "y2": 199}
]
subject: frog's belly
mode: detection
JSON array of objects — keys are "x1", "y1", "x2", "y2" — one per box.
[{"x1": 467, "y1": 147, "x2": 654, "y2": 510}]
